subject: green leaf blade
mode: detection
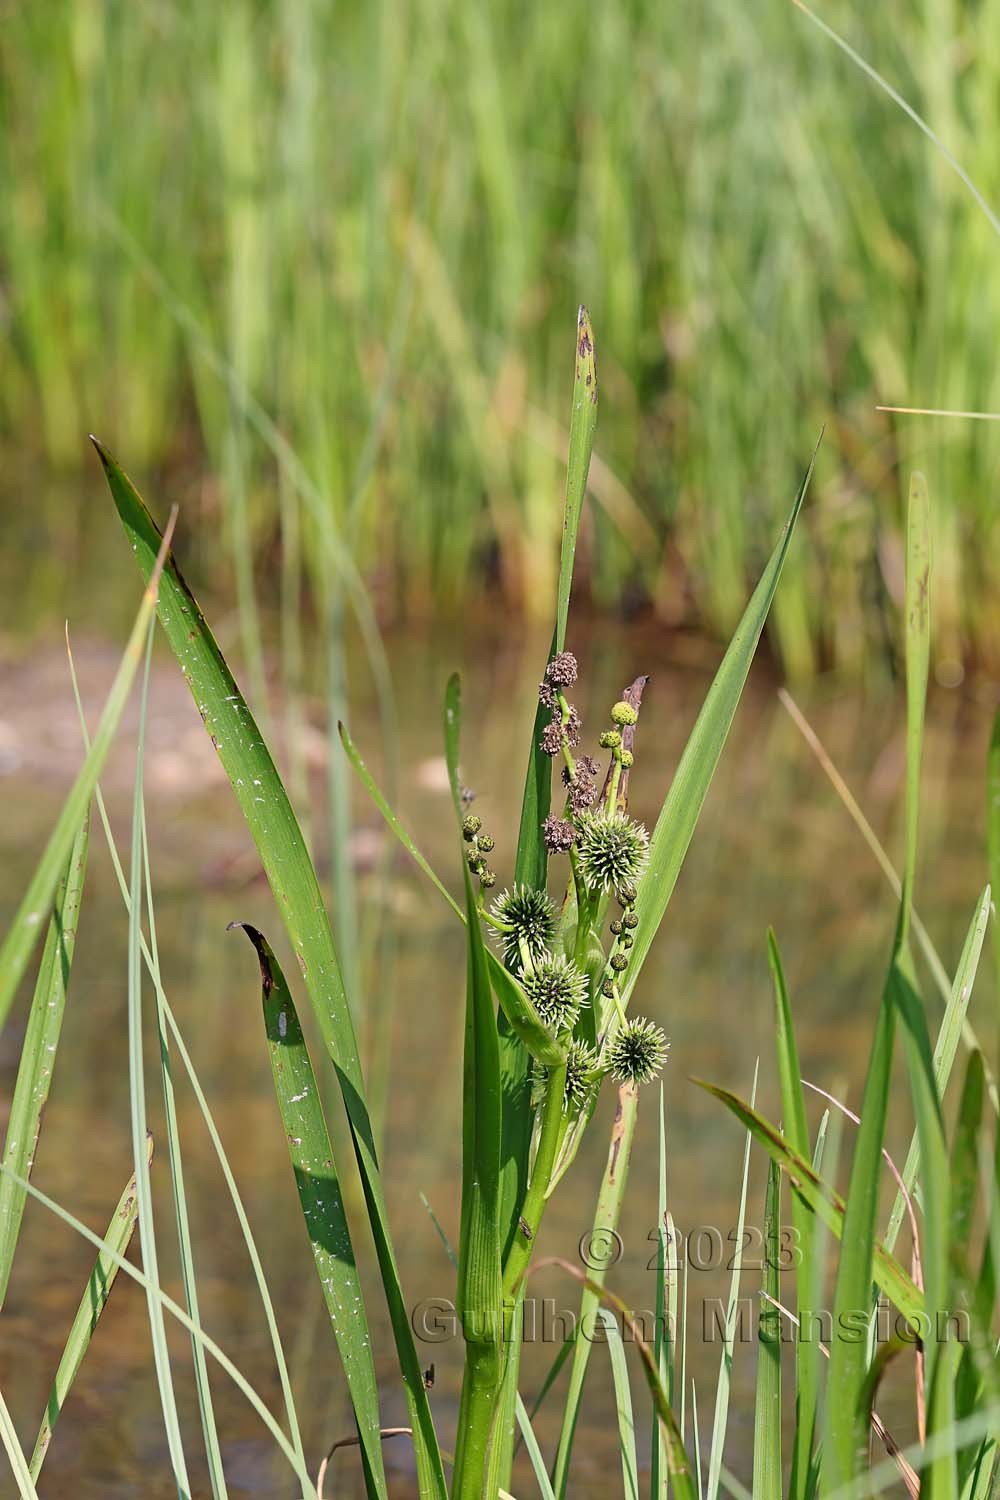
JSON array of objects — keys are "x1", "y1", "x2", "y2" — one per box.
[
  {"x1": 235, "y1": 924, "x2": 388, "y2": 1496},
  {"x1": 0, "y1": 814, "x2": 89, "y2": 1307},
  {"x1": 624, "y1": 447, "x2": 817, "y2": 1004},
  {"x1": 99, "y1": 443, "x2": 446, "y2": 1498}
]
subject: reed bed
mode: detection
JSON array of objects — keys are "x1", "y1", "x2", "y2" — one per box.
[{"x1": 5, "y1": 1, "x2": 1000, "y2": 673}]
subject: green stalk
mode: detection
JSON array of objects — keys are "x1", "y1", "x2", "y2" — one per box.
[
  {"x1": 553, "y1": 1082, "x2": 639, "y2": 1498},
  {"x1": 501, "y1": 1062, "x2": 569, "y2": 1302}
]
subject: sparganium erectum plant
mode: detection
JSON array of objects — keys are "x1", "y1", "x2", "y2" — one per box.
[{"x1": 58, "y1": 307, "x2": 845, "y2": 1500}]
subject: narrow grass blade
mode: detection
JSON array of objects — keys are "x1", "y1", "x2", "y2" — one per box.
[
  {"x1": 553, "y1": 1082, "x2": 639, "y2": 1498},
  {"x1": 779, "y1": 693, "x2": 995, "y2": 1109},
  {"x1": 141, "y1": 819, "x2": 227, "y2": 1499},
  {"x1": 4, "y1": 1167, "x2": 318, "y2": 1498},
  {"x1": 69, "y1": 650, "x2": 304, "y2": 1468},
  {"x1": 767, "y1": 931, "x2": 818, "y2": 1499},
  {"x1": 790, "y1": 0, "x2": 1000, "y2": 242},
  {"x1": 98, "y1": 444, "x2": 446, "y2": 1497},
  {"x1": 987, "y1": 713, "x2": 1000, "y2": 1002},
  {"x1": 29, "y1": 1151, "x2": 146, "y2": 1479},
  {"x1": 0, "y1": 510, "x2": 174, "y2": 1033},
  {"x1": 597, "y1": 1308, "x2": 640, "y2": 1500},
  {"x1": 752, "y1": 1158, "x2": 782, "y2": 1500},
  {"x1": 623, "y1": 444, "x2": 817, "y2": 1005},
  {"x1": 892, "y1": 967, "x2": 951, "y2": 1420},
  {"x1": 338, "y1": 722, "x2": 461, "y2": 919},
  {"x1": 694, "y1": 1080, "x2": 923, "y2": 1324},
  {"x1": 537, "y1": 1257, "x2": 697, "y2": 1500},
  {"x1": 706, "y1": 1063, "x2": 758, "y2": 1500},
  {"x1": 127, "y1": 621, "x2": 190, "y2": 1497},
  {"x1": 514, "y1": 1396, "x2": 557, "y2": 1500},
  {"x1": 0, "y1": 815, "x2": 88, "y2": 1307},
  {"x1": 444, "y1": 674, "x2": 504, "y2": 1500},
  {"x1": 884, "y1": 886, "x2": 991, "y2": 1253},
  {"x1": 951, "y1": 1054, "x2": 988, "y2": 1485},
  {"x1": 822, "y1": 971, "x2": 896, "y2": 1493},
  {"x1": 340, "y1": 722, "x2": 564, "y2": 1066},
  {"x1": 234, "y1": 924, "x2": 387, "y2": 1496},
  {"x1": 692, "y1": 1383, "x2": 704, "y2": 1500},
  {"x1": 900, "y1": 472, "x2": 930, "y2": 954},
  {"x1": 0, "y1": 1386, "x2": 37, "y2": 1500},
  {"x1": 651, "y1": 1084, "x2": 670, "y2": 1496}
]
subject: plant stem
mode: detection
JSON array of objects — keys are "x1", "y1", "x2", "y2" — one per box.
[
  {"x1": 553, "y1": 1082, "x2": 640, "y2": 1498},
  {"x1": 452, "y1": 1351, "x2": 503, "y2": 1500},
  {"x1": 502, "y1": 1062, "x2": 568, "y2": 1301}
]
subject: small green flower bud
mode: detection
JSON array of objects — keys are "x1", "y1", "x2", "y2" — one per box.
[
  {"x1": 599, "y1": 729, "x2": 622, "y2": 750},
  {"x1": 611, "y1": 700, "x2": 638, "y2": 727},
  {"x1": 609, "y1": 918, "x2": 623, "y2": 935},
  {"x1": 621, "y1": 934, "x2": 633, "y2": 949},
  {"x1": 623, "y1": 911, "x2": 639, "y2": 929},
  {"x1": 620, "y1": 749, "x2": 634, "y2": 769},
  {"x1": 601, "y1": 978, "x2": 616, "y2": 998},
  {"x1": 462, "y1": 814, "x2": 482, "y2": 841},
  {"x1": 616, "y1": 880, "x2": 638, "y2": 906},
  {"x1": 480, "y1": 869, "x2": 496, "y2": 889},
  {"x1": 478, "y1": 834, "x2": 495, "y2": 853},
  {"x1": 610, "y1": 952, "x2": 628, "y2": 973}
]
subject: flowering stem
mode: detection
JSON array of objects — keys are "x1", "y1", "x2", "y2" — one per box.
[
  {"x1": 605, "y1": 757, "x2": 622, "y2": 813},
  {"x1": 501, "y1": 1061, "x2": 568, "y2": 1300},
  {"x1": 556, "y1": 692, "x2": 577, "y2": 780},
  {"x1": 608, "y1": 980, "x2": 627, "y2": 1028}
]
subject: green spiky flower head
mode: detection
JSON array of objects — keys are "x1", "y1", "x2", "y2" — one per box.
[
  {"x1": 532, "y1": 1039, "x2": 603, "y2": 1111},
  {"x1": 522, "y1": 954, "x2": 588, "y2": 1033},
  {"x1": 608, "y1": 1016, "x2": 668, "y2": 1086},
  {"x1": 564, "y1": 1039, "x2": 602, "y2": 1108},
  {"x1": 490, "y1": 884, "x2": 556, "y2": 973},
  {"x1": 574, "y1": 809, "x2": 649, "y2": 899}
]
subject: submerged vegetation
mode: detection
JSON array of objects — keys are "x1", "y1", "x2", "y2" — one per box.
[
  {"x1": 6, "y1": 2, "x2": 1000, "y2": 673},
  {"x1": 0, "y1": 305, "x2": 998, "y2": 1498}
]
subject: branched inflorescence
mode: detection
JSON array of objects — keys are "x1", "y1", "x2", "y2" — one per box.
[{"x1": 481, "y1": 651, "x2": 668, "y2": 1109}]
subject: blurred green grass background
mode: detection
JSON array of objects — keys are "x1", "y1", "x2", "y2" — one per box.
[{"x1": 2, "y1": 0, "x2": 999, "y2": 677}]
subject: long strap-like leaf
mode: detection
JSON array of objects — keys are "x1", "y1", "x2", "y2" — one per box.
[
  {"x1": 0, "y1": 815, "x2": 89, "y2": 1307},
  {"x1": 0, "y1": 511, "x2": 174, "y2": 1033},
  {"x1": 97, "y1": 442, "x2": 446, "y2": 1498},
  {"x1": 623, "y1": 444, "x2": 818, "y2": 1005},
  {"x1": 235, "y1": 924, "x2": 388, "y2": 1496}
]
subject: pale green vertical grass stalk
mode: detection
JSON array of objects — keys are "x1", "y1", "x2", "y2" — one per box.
[
  {"x1": 127, "y1": 620, "x2": 191, "y2": 1497},
  {"x1": 706, "y1": 1064, "x2": 758, "y2": 1500},
  {"x1": 140, "y1": 816, "x2": 227, "y2": 1498},
  {"x1": 28, "y1": 1153, "x2": 146, "y2": 1480},
  {"x1": 3, "y1": 1170, "x2": 319, "y2": 1498},
  {"x1": 67, "y1": 649, "x2": 306, "y2": 1469},
  {"x1": 0, "y1": 510, "x2": 175, "y2": 1032}
]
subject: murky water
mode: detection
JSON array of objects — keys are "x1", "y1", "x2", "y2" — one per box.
[{"x1": 1, "y1": 622, "x2": 997, "y2": 1497}]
